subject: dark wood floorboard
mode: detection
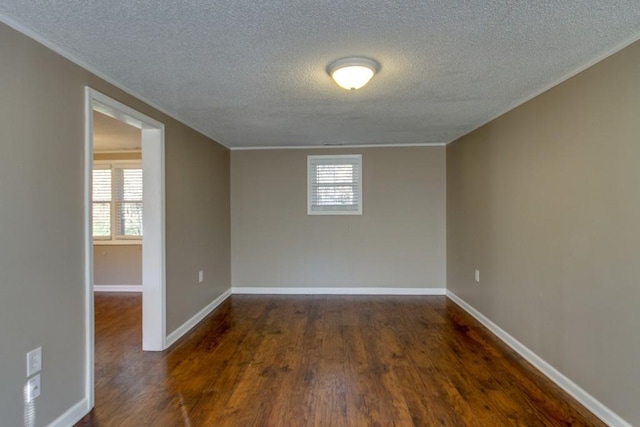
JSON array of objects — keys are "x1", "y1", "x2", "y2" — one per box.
[{"x1": 77, "y1": 294, "x2": 604, "y2": 426}]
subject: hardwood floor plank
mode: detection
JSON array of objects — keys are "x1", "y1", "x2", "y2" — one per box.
[
  {"x1": 281, "y1": 297, "x2": 322, "y2": 426},
  {"x1": 77, "y1": 294, "x2": 605, "y2": 426}
]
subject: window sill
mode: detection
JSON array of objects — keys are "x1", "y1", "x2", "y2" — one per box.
[
  {"x1": 308, "y1": 209, "x2": 362, "y2": 215},
  {"x1": 93, "y1": 240, "x2": 142, "y2": 246}
]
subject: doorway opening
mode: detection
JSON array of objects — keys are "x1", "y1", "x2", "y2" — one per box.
[
  {"x1": 84, "y1": 88, "x2": 166, "y2": 407},
  {"x1": 92, "y1": 110, "x2": 143, "y2": 292}
]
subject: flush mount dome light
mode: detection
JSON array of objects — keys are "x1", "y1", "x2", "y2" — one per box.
[{"x1": 327, "y1": 57, "x2": 380, "y2": 90}]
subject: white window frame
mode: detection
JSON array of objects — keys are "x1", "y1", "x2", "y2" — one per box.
[
  {"x1": 93, "y1": 160, "x2": 143, "y2": 245},
  {"x1": 307, "y1": 154, "x2": 362, "y2": 215}
]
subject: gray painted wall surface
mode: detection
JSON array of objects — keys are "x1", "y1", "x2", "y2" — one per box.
[
  {"x1": 165, "y1": 122, "x2": 231, "y2": 332},
  {"x1": 93, "y1": 245, "x2": 142, "y2": 286},
  {"x1": 447, "y1": 40, "x2": 640, "y2": 424},
  {"x1": 0, "y1": 22, "x2": 230, "y2": 426},
  {"x1": 231, "y1": 147, "x2": 446, "y2": 288}
]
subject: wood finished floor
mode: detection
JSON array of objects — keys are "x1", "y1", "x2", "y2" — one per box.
[{"x1": 77, "y1": 293, "x2": 603, "y2": 426}]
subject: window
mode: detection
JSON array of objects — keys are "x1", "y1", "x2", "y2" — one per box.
[
  {"x1": 92, "y1": 161, "x2": 143, "y2": 242},
  {"x1": 308, "y1": 154, "x2": 362, "y2": 215}
]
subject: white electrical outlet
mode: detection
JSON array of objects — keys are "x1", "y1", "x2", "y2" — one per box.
[
  {"x1": 26, "y1": 347, "x2": 42, "y2": 377},
  {"x1": 475, "y1": 269, "x2": 480, "y2": 283},
  {"x1": 198, "y1": 270, "x2": 204, "y2": 283},
  {"x1": 26, "y1": 374, "x2": 41, "y2": 402}
]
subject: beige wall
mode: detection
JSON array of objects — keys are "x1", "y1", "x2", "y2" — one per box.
[
  {"x1": 0, "y1": 22, "x2": 230, "y2": 426},
  {"x1": 231, "y1": 147, "x2": 446, "y2": 288},
  {"x1": 447, "y1": 40, "x2": 640, "y2": 424},
  {"x1": 165, "y1": 122, "x2": 231, "y2": 331},
  {"x1": 93, "y1": 245, "x2": 142, "y2": 286}
]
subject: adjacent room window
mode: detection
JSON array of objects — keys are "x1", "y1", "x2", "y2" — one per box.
[
  {"x1": 92, "y1": 161, "x2": 143, "y2": 241},
  {"x1": 307, "y1": 154, "x2": 362, "y2": 215}
]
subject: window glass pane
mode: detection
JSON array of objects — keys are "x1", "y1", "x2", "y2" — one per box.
[
  {"x1": 92, "y1": 202, "x2": 111, "y2": 237},
  {"x1": 117, "y1": 202, "x2": 143, "y2": 237},
  {"x1": 315, "y1": 185, "x2": 355, "y2": 205}
]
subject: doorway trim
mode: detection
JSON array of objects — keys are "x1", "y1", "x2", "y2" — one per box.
[{"x1": 84, "y1": 87, "x2": 166, "y2": 407}]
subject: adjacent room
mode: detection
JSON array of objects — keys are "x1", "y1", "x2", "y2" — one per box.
[
  {"x1": 92, "y1": 111, "x2": 144, "y2": 294},
  {"x1": 0, "y1": 2, "x2": 639, "y2": 426}
]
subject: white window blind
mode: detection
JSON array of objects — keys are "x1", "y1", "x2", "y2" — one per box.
[
  {"x1": 308, "y1": 154, "x2": 362, "y2": 215},
  {"x1": 92, "y1": 167, "x2": 112, "y2": 238},
  {"x1": 114, "y1": 168, "x2": 143, "y2": 238},
  {"x1": 92, "y1": 162, "x2": 143, "y2": 241}
]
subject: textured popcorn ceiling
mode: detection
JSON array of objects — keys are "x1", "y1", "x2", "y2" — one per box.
[{"x1": 1, "y1": 1, "x2": 639, "y2": 148}]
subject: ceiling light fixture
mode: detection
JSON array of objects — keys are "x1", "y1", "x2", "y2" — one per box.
[{"x1": 327, "y1": 57, "x2": 380, "y2": 90}]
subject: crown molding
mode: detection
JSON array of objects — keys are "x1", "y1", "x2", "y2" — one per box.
[{"x1": 230, "y1": 142, "x2": 446, "y2": 151}]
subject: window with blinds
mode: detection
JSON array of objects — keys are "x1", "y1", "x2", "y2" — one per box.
[
  {"x1": 307, "y1": 154, "x2": 362, "y2": 215},
  {"x1": 92, "y1": 162, "x2": 143, "y2": 241},
  {"x1": 92, "y1": 167, "x2": 112, "y2": 237},
  {"x1": 114, "y1": 168, "x2": 143, "y2": 237}
]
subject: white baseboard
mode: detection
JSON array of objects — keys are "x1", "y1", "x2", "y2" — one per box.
[
  {"x1": 165, "y1": 289, "x2": 232, "y2": 348},
  {"x1": 48, "y1": 398, "x2": 90, "y2": 427},
  {"x1": 232, "y1": 287, "x2": 446, "y2": 295},
  {"x1": 446, "y1": 290, "x2": 631, "y2": 427},
  {"x1": 93, "y1": 285, "x2": 142, "y2": 292}
]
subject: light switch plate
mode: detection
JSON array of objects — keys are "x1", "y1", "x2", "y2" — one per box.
[{"x1": 26, "y1": 347, "x2": 42, "y2": 377}]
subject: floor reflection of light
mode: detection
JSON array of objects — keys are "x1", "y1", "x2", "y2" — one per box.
[
  {"x1": 23, "y1": 383, "x2": 35, "y2": 427},
  {"x1": 178, "y1": 393, "x2": 192, "y2": 427}
]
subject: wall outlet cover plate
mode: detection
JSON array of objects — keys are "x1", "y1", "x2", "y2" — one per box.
[{"x1": 26, "y1": 374, "x2": 41, "y2": 402}]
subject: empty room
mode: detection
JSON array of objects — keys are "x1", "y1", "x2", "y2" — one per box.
[{"x1": 0, "y1": 2, "x2": 639, "y2": 426}]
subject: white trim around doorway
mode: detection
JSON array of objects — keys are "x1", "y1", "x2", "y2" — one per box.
[{"x1": 84, "y1": 87, "x2": 167, "y2": 413}]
